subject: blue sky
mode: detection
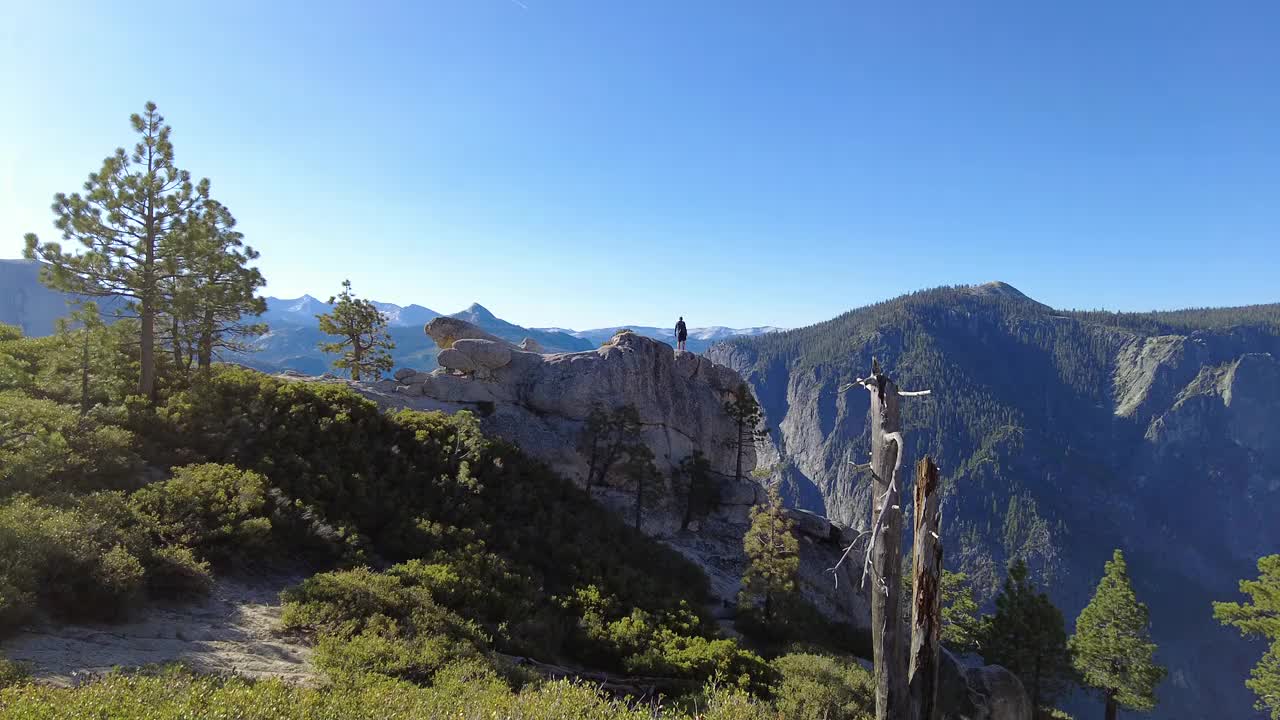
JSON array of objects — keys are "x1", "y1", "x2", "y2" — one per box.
[{"x1": 2, "y1": 1, "x2": 1276, "y2": 329}]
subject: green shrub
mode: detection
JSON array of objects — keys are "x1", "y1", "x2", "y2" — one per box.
[
  {"x1": 141, "y1": 368, "x2": 721, "y2": 674},
  {"x1": 388, "y1": 549, "x2": 543, "y2": 651},
  {"x1": 281, "y1": 567, "x2": 411, "y2": 637},
  {"x1": 314, "y1": 612, "x2": 490, "y2": 685},
  {"x1": 282, "y1": 566, "x2": 492, "y2": 685},
  {"x1": 769, "y1": 652, "x2": 875, "y2": 720},
  {"x1": 144, "y1": 545, "x2": 213, "y2": 599},
  {"x1": 0, "y1": 494, "x2": 152, "y2": 631},
  {"x1": 0, "y1": 658, "x2": 28, "y2": 689},
  {"x1": 131, "y1": 463, "x2": 272, "y2": 566},
  {"x1": 0, "y1": 660, "x2": 808, "y2": 719},
  {"x1": 0, "y1": 664, "x2": 671, "y2": 719},
  {"x1": 0, "y1": 320, "x2": 139, "y2": 407},
  {"x1": 0, "y1": 390, "x2": 139, "y2": 497},
  {"x1": 559, "y1": 585, "x2": 770, "y2": 689}
]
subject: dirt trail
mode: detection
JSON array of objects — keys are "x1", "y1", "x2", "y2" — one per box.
[{"x1": 0, "y1": 574, "x2": 314, "y2": 686}]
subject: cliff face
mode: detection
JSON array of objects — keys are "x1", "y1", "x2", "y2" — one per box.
[
  {"x1": 709, "y1": 286, "x2": 1280, "y2": 719},
  {"x1": 347, "y1": 322, "x2": 870, "y2": 631},
  {"x1": 0, "y1": 260, "x2": 83, "y2": 336}
]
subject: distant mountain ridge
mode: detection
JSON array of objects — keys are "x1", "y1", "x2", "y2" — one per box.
[
  {"x1": 709, "y1": 281, "x2": 1280, "y2": 719},
  {"x1": 4, "y1": 260, "x2": 770, "y2": 374},
  {"x1": 536, "y1": 324, "x2": 784, "y2": 353}
]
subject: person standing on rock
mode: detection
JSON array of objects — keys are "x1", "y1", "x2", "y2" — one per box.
[{"x1": 675, "y1": 316, "x2": 688, "y2": 351}]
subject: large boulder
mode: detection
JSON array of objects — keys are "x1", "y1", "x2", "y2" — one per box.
[
  {"x1": 424, "y1": 316, "x2": 511, "y2": 349},
  {"x1": 786, "y1": 507, "x2": 837, "y2": 542},
  {"x1": 939, "y1": 648, "x2": 1032, "y2": 720},
  {"x1": 436, "y1": 347, "x2": 477, "y2": 374},
  {"x1": 452, "y1": 338, "x2": 513, "y2": 370}
]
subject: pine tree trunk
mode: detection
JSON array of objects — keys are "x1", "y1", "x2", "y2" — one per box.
[
  {"x1": 908, "y1": 456, "x2": 943, "y2": 720},
  {"x1": 79, "y1": 330, "x2": 91, "y2": 416},
  {"x1": 1105, "y1": 691, "x2": 1117, "y2": 720},
  {"x1": 139, "y1": 303, "x2": 156, "y2": 399},
  {"x1": 172, "y1": 317, "x2": 183, "y2": 369},
  {"x1": 870, "y1": 372, "x2": 908, "y2": 720},
  {"x1": 139, "y1": 151, "x2": 158, "y2": 401},
  {"x1": 197, "y1": 310, "x2": 214, "y2": 369}
]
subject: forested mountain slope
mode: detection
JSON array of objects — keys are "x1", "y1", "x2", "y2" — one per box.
[{"x1": 709, "y1": 282, "x2": 1280, "y2": 719}]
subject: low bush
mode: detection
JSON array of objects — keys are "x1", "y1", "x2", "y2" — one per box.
[
  {"x1": 0, "y1": 664, "x2": 774, "y2": 719},
  {"x1": 130, "y1": 463, "x2": 273, "y2": 566},
  {"x1": 281, "y1": 566, "x2": 492, "y2": 685},
  {"x1": 769, "y1": 652, "x2": 875, "y2": 720},
  {"x1": 0, "y1": 658, "x2": 28, "y2": 689},
  {"x1": 0, "y1": 494, "x2": 150, "y2": 631},
  {"x1": 0, "y1": 390, "x2": 140, "y2": 497},
  {"x1": 139, "y1": 368, "x2": 725, "y2": 674},
  {"x1": 560, "y1": 584, "x2": 771, "y2": 689},
  {"x1": 387, "y1": 550, "x2": 549, "y2": 653},
  {"x1": 313, "y1": 613, "x2": 489, "y2": 685},
  {"x1": 144, "y1": 545, "x2": 214, "y2": 599},
  {"x1": 280, "y1": 567, "x2": 411, "y2": 637}
]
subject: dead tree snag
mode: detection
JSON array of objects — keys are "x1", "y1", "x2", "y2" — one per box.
[{"x1": 909, "y1": 456, "x2": 943, "y2": 720}]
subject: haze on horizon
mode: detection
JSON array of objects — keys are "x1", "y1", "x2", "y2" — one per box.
[{"x1": 2, "y1": 1, "x2": 1277, "y2": 330}]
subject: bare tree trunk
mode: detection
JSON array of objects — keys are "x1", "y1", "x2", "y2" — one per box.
[
  {"x1": 1105, "y1": 690, "x2": 1118, "y2": 720},
  {"x1": 909, "y1": 456, "x2": 943, "y2": 720},
  {"x1": 198, "y1": 309, "x2": 215, "y2": 369},
  {"x1": 139, "y1": 303, "x2": 156, "y2": 399},
  {"x1": 171, "y1": 316, "x2": 182, "y2": 369},
  {"x1": 869, "y1": 371, "x2": 909, "y2": 720}
]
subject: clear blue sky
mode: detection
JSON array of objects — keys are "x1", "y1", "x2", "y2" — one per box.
[{"x1": 2, "y1": 1, "x2": 1277, "y2": 329}]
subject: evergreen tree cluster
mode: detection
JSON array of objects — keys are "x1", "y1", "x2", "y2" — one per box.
[
  {"x1": 1215, "y1": 555, "x2": 1280, "y2": 719},
  {"x1": 895, "y1": 549, "x2": 1169, "y2": 717},
  {"x1": 575, "y1": 405, "x2": 660, "y2": 530}
]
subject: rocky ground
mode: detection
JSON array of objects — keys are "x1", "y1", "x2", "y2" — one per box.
[{"x1": 0, "y1": 574, "x2": 312, "y2": 686}]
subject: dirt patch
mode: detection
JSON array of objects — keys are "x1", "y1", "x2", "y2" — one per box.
[{"x1": 0, "y1": 574, "x2": 313, "y2": 686}]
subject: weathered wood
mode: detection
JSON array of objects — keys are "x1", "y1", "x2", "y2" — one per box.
[
  {"x1": 868, "y1": 370, "x2": 909, "y2": 720},
  {"x1": 908, "y1": 456, "x2": 943, "y2": 720}
]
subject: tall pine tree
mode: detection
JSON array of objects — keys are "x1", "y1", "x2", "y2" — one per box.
[
  {"x1": 739, "y1": 483, "x2": 799, "y2": 622},
  {"x1": 25, "y1": 102, "x2": 209, "y2": 399},
  {"x1": 979, "y1": 558, "x2": 1074, "y2": 711},
  {"x1": 1070, "y1": 549, "x2": 1166, "y2": 720},
  {"x1": 316, "y1": 279, "x2": 394, "y2": 381},
  {"x1": 1213, "y1": 554, "x2": 1280, "y2": 719}
]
